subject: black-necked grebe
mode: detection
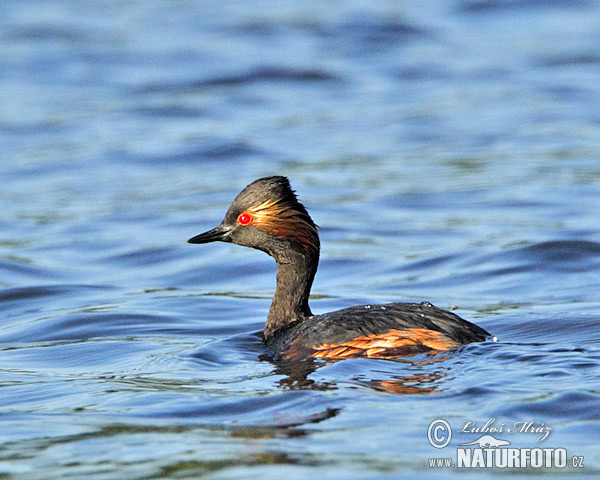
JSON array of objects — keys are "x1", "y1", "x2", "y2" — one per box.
[{"x1": 189, "y1": 176, "x2": 491, "y2": 360}]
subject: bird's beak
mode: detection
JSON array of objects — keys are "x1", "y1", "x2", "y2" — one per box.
[{"x1": 188, "y1": 225, "x2": 232, "y2": 244}]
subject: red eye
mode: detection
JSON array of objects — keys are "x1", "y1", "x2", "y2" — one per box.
[{"x1": 237, "y1": 212, "x2": 252, "y2": 226}]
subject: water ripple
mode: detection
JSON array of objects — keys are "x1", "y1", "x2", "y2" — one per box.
[{"x1": 137, "y1": 67, "x2": 341, "y2": 94}]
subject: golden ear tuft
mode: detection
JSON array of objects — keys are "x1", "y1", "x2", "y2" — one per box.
[{"x1": 247, "y1": 199, "x2": 319, "y2": 253}]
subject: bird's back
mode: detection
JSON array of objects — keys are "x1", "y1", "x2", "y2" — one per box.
[{"x1": 266, "y1": 301, "x2": 490, "y2": 359}]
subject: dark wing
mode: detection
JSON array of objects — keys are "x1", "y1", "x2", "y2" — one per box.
[{"x1": 268, "y1": 302, "x2": 490, "y2": 359}]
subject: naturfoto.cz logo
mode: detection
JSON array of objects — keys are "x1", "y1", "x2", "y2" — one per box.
[{"x1": 427, "y1": 418, "x2": 584, "y2": 470}]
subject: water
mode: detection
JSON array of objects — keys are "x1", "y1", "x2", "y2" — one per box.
[{"x1": 2, "y1": 1, "x2": 600, "y2": 478}]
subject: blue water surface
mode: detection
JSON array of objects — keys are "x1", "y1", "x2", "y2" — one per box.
[{"x1": 1, "y1": 1, "x2": 600, "y2": 478}]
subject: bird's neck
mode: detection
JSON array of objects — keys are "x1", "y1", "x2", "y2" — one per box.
[{"x1": 265, "y1": 251, "x2": 318, "y2": 338}]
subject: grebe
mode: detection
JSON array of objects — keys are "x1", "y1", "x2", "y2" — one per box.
[{"x1": 189, "y1": 176, "x2": 491, "y2": 360}]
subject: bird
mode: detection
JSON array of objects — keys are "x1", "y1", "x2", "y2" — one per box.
[{"x1": 188, "y1": 176, "x2": 492, "y2": 360}]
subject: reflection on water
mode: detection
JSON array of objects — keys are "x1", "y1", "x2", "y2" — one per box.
[
  {"x1": 266, "y1": 352, "x2": 451, "y2": 395},
  {"x1": 2, "y1": 0, "x2": 600, "y2": 478}
]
